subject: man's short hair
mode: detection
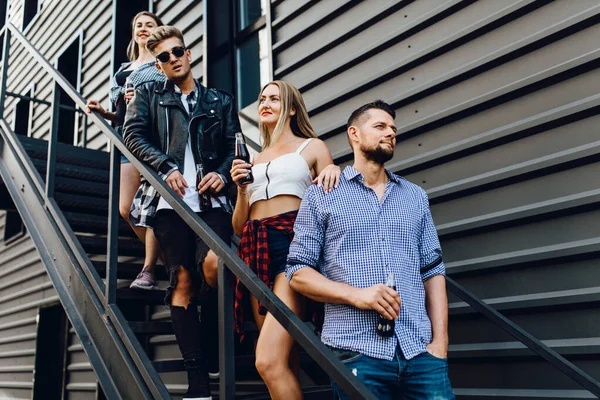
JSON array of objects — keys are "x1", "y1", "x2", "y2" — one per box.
[
  {"x1": 347, "y1": 100, "x2": 396, "y2": 130},
  {"x1": 146, "y1": 26, "x2": 186, "y2": 55}
]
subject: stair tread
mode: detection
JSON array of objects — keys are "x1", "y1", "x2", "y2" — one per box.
[
  {"x1": 64, "y1": 212, "x2": 135, "y2": 236},
  {"x1": 55, "y1": 192, "x2": 109, "y2": 214},
  {"x1": 92, "y1": 261, "x2": 168, "y2": 281},
  {"x1": 116, "y1": 287, "x2": 165, "y2": 304},
  {"x1": 30, "y1": 157, "x2": 109, "y2": 183},
  {"x1": 77, "y1": 234, "x2": 145, "y2": 257},
  {"x1": 19, "y1": 135, "x2": 109, "y2": 169}
]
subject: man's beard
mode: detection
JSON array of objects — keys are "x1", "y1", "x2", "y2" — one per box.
[{"x1": 361, "y1": 143, "x2": 394, "y2": 165}]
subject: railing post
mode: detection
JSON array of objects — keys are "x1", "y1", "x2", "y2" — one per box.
[
  {"x1": 81, "y1": 112, "x2": 88, "y2": 147},
  {"x1": 105, "y1": 141, "x2": 120, "y2": 304},
  {"x1": 217, "y1": 257, "x2": 235, "y2": 399},
  {"x1": 0, "y1": 29, "x2": 11, "y2": 119},
  {"x1": 45, "y1": 83, "x2": 60, "y2": 199}
]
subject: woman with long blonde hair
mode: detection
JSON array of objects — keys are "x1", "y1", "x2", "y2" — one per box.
[
  {"x1": 86, "y1": 11, "x2": 165, "y2": 290},
  {"x1": 231, "y1": 80, "x2": 340, "y2": 399}
]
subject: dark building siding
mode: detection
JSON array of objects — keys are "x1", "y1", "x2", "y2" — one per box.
[
  {"x1": 268, "y1": 0, "x2": 600, "y2": 397},
  {"x1": 0, "y1": 0, "x2": 599, "y2": 398},
  {"x1": 0, "y1": 213, "x2": 59, "y2": 399}
]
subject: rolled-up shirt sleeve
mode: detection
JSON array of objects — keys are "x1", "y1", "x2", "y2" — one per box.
[
  {"x1": 419, "y1": 191, "x2": 445, "y2": 281},
  {"x1": 285, "y1": 186, "x2": 326, "y2": 282}
]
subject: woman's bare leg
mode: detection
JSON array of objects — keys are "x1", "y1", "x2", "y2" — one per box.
[{"x1": 254, "y1": 274, "x2": 305, "y2": 400}]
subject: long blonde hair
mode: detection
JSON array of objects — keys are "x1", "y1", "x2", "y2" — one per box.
[{"x1": 258, "y1": 80, "x2": 316, "y2": 149}]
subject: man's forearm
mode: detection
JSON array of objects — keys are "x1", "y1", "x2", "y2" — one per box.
[
  {"x1": 424, "y1": 274, "x2": 449, "y2": 345},
  {"x1": 290, "y1": 267, "x2": 357, "y2": 306}
]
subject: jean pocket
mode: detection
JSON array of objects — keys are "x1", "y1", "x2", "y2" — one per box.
[
  {"x1": 330, "y1": 348, "x2": 364, "y2": 364},
  {"x1": 424, "y1": 350, "x2": 448, "y2": 362}
]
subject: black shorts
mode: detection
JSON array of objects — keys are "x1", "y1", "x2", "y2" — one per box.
[
  {"x1": 266, "y1": 227, "x2": 293, "y2": 282},
  {"x1": 154, "y1": 208, "x2": 233, "y2": 305}
]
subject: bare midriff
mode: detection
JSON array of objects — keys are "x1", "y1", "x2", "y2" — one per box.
[{"x1": 249, "y1": 194, "x2": 302, "y2": 220}]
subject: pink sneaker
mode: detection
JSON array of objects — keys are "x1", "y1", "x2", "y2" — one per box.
[{"x1": 129, "y1": 269, "x2": 158, "y2": 291}]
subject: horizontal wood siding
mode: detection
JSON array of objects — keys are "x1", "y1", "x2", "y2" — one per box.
[
  {"x1": 0, "y1": 214, "x2": 59, "y2": 400},
  {"x1": 272, "y1": 0, "x2": 600, "y2": 397}
]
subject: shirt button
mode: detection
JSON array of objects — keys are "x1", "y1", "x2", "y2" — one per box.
[
  {"x1": 382, "y1": 237, "x2": 385, "y2": 241},
  {"x1": 159, "y1": 101, "x2": 163, "y2": 105},
  {"x1": 214, "y1": 97, "x2": 218, "y2": 100},
  {"x1": 210, "y1": 109, "x2": 215, "y2": 113}
]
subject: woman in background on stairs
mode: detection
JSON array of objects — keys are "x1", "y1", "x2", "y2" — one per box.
[
  {"x1": 230, "y1": 80, "x2": 340, "y2": 400},
  {"x1": 85, "y1": 11, "x2": 166, "y2": 291}
]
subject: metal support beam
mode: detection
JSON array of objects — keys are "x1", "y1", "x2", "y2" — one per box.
[
  {"x1": 446, "y1": 276, "x2": 600, "y2": 397},
  {"x1": 0, "y1": 28, "x2": 10, "y2": 118},
  {"x1": 218, "y1": 258, "x2": 236, "y2": 399},
  {"x1": 45, "y1": 83, "x2": 60, "y2": 199},
  {"x1": 105, "y1": 142, "x2": 120, "y2": 305}
]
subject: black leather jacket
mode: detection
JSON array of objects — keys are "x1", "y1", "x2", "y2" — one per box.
[{"x1": 123, "y1": 79, "x2": 241, "y2": 188}]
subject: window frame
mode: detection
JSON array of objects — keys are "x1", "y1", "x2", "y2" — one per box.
[
  {"x1": 53, "y1": 29, "x2": 84, "y2": 146},
  {"x1": 232, "y1": 0, "x2": 273, "y2": 110},
  {"x1": 3, "y1": 209, "x2": 26, "y2": 244},
  {"x1": 22, "y1": 0, "x2": 41, "y2": 33},
  {"x1": 12, "y1": 83, "x2": 35, "y2": 137}
]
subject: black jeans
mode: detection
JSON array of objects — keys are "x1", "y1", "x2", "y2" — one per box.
[
  {"x1": 154, "y1": 207, "x2": 233, "y2": 305},
  {"x1": 154, "y1": 207, "x2": 233, "y2": 372}
]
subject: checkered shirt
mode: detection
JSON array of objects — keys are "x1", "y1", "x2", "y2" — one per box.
[
  {"x1": 285, "y1": 166, "x2": 445, "y2": 361},
  {"x1": 109, "y1": 61, "x2": 166, "y2": 105}
]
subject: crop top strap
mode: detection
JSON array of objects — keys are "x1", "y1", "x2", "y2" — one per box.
[{"x1": 295, "y1": 138, "x2": 313, "y2": 154}]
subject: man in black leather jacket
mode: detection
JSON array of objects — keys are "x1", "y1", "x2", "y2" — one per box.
[{"x1": 124, "y1": 26, "x2": 241, "y2": 400}]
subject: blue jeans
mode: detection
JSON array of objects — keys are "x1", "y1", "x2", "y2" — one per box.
[{"x1": 330, "y1": 346, "x2": 455, "y2": 400}]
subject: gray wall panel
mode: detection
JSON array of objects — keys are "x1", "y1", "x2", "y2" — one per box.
[{"x1": 269, "y1": 0, "x2": 600, "y2": 397}]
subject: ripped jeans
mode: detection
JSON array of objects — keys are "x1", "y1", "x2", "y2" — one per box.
[
  {"x1": 154, "y1": 208, "x2": 232, "y2": 305},
  {"x1": 329, "y1": 345, "x2": 455, "y2": 400}
]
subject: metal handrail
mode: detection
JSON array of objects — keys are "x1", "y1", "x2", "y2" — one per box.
[
  {"x1": 1, "y1": 22, "x2": 376, "y2": 399},
  {"x1": 446, "y1": 277, "x2": 600, "y2": 397}
]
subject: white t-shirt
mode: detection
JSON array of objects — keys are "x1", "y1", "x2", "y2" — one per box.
[{"x1": 157, "y1": 89, "x2": 226, "y2": 212}]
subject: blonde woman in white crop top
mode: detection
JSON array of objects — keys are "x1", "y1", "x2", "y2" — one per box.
[{"x1": 230, "y1": 81, "x2": 340, "y2": 400}]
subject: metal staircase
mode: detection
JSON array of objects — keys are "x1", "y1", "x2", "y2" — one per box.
[
  {"x1": 1, "y1": 21, "x2": 599, "y2": 400},
  {"x1": 0, "y1": 22, "x2": 375, "y2": 400}
]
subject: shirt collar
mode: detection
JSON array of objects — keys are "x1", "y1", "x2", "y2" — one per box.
[
  {"x1": 342, "y1": 165, "x2": 401, "y2": 184},
  {"x1": 173, "y1": 83, "x2": 198, "y2": 99}
]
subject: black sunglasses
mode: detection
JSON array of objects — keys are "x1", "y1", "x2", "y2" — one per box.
[{"x1": 156, "y1": 46, "x2": 186, "y2": 63}]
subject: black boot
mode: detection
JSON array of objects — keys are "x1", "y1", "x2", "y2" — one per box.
[
  {"x1": 201, "y1": 289, "x2": 219, "y2": 379},
  {"x1": 171, "y1": 305, "x2": 212, "y2": 400}
]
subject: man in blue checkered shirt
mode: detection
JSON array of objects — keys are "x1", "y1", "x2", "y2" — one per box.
[{"x1": 286, "y1": 100, "x2": 454, "y2": 399}]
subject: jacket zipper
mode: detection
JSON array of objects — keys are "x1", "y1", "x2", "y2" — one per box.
[
  {"x1": 265, "y1": 161, "x2": 271, "y2": 199},
  {"x1": 165, "y1": 108, "x2": 170, "y2": 155}
]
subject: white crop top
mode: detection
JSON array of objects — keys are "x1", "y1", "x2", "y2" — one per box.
[{"x1": 248, "y1": 139, "x2": 313, "y2": 206}]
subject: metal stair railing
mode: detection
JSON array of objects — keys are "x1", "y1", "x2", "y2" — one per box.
[
  {"x1": 0, "y1": 22, "x2": 376, "y2": 400},
  {"x1": 445, "y1": 277, "x2": 600, "y2": 397},
  {"x1": 0, "y1": 27, "x2": 170, "y2": 400}
]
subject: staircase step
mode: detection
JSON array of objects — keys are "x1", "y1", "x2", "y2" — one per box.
[
  {"x1": 116, "y1": 287, "x2": 165, "y2": 305},
  {"x1": 30, "y1": 158, "x2": 109, "y2": 183},
  {"x1": 153, "y1": 355, "x2": 259, "y2": 374},
  {"x1": 129, "y1": 321, "x2": 173, "y2": 335},
  {"x1": 55, "y1": 193, "x2": 108, "y2": 214},
  {"x1": 239, "y1": 385, "x2": 333, "y2": 400},
  {"x1": 92, "y1": 261, "x2": 168, "y2": 281},
  {"x1": 64, "y1": 212, "x2": 135, "y2": 236},
  {"x1": 53, "y1": 176, "x2": 109, "y2": 197},
  {"x1": 448, "y1": 338, "x2": 600, "y2": 359},
  {"x1": 19, "y1": 135, "x2": 110, "y2": 169},
  {"x1": 77, "y1": 235, "x2": 145, "y2": 257}
]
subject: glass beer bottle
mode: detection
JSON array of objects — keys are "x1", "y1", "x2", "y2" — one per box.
[
  {"x1": 196, "y1": 164, "x2": 212, "y2": 212},
  {"x1": 235, "y1": 132, "x2": 254, "y2": 184},
  {"x1": 377, "y1": 272, "x2": 396, "y2": 337}
]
